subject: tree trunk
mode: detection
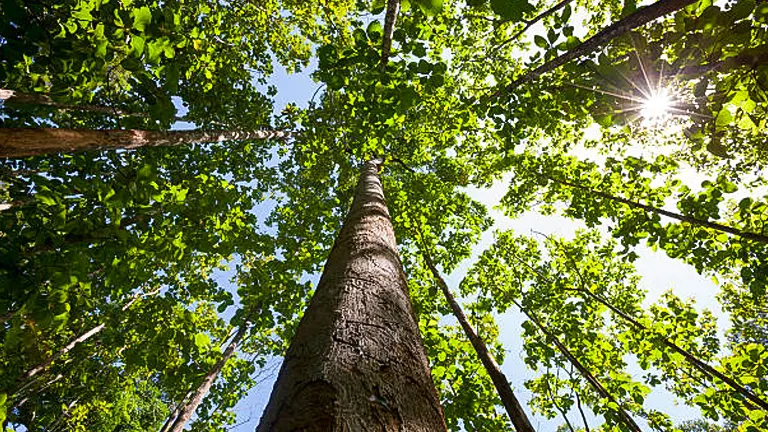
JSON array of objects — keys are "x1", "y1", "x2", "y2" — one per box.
[
  {"x1": 0, "y1": 89, "x2": 132, "y2": 115},
  {"x1": 499, "y1": 0, "x2": 696, "y2": 94},
  {"x1": 549, "y1": 175, "x2": 768, "y2": 243},
  {"x1": 381, "y1": 0, "x2": 400, "y2": 69},
  {"x1": 256, "y1": 160, "x2": 446, "y2": 431},
  {"x1": 166, "y1": 316, "x2": 251, "y2": 432},
  {"x1": 420, "y1": 246, "x2": 535, "y2": 432},
  {"x1": 512, "y1": 299, "x2": 642, "y2": 432},
  {"x1": 0, "y1": 128, "x2": 292, "y2": 158}
]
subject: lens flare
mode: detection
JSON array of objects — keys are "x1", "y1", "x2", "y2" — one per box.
[{"x1": 640, "y1": 89, "x2": 671, "y2": 120}]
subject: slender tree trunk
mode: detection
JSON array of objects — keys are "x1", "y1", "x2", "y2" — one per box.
[
  {"x1": 512, "y1": 299, "x2": 643, "y2": 432},
  {"x1": 166, "y1": 316, "x2": 251, "y2": 432},
  {"x1": 549, "y1": 175, "x2": 768, "y2": 243},
  {"x1": 159, "y1": 389, "x2": 194, "y2": 432},
  {"x1": 0, "y1": 89, "x2": 132, "y2": 115},
  {"x1": 420, "y1": 245, "x2": 535, "y2": 432},
  {"x1": 381, "y1": 0, "x2": 400, "y2": 69},
  {"x1": 499, "y1": 0, "x2": 696, "y2": 94},
  {"x1": 0, "y1": 128, "x2": 292, "y2": 158},
  {"x1": 256, "y1": 160, "x2": 446, "y2": 431}
]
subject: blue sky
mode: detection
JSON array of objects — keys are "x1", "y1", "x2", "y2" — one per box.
[{"x1": 211, "y1": 57, "x2": 727, "y2": 430}]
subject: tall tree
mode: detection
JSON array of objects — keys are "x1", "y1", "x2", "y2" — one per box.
[
  {"x1": 256, "y1": 160, "x2": 446, "y2": 431},
  {"x1": 420, "y1": 242, "x2": 535, "y2": 432},
  {"x1": 0, "y1": 128, "x2": 290, "y2": 158}
]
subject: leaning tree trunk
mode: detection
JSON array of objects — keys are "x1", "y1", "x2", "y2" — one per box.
[
  {"x1": 0, "y1": 128, "x2": 292, "y2": 158},
  {"x1": 419, "y1": 245, "x2": 535, "y2": 432},
  {"x1": 166, "y1": 315, "x2": 251, "y2": 432},
  {"x1": 256, "y1": 160, "x2": 447, "y2": 431}
]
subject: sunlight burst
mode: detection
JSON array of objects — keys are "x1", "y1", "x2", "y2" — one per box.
[{"x1": 640, "y1": 89, "x2": 672, "y2": 121}]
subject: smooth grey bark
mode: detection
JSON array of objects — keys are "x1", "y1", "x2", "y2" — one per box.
[
  {"x1": 256, "y1": 160, "x2": 446, "y2": 431},
  {"x1": 420, "y1": 246, "x2": 535, "y2": 432},
  {"x1": 0, "y1": 128, "x2": 292, "y2": 158}
]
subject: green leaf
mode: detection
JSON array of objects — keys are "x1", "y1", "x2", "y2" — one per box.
[
  {"x1": 194, "y1": 333, "x2": 210, "y2": 348},
  {"x1": 131, "y1": 35, "x2": 145, "y2": 57},
  {"x1": 415, "y1": 0, "x2": 444, "y2": 16},
  {"x1": 131, "y1": 6, "x2": 152, "y2": 32},
  {"x1": 367, "y1": 21, "x2": 383, "y2": 41},
  {"x1": 491, "y1": 0, "x2": 531, "y2": 21},
  {"x1": 534, "y1": 35, "x2": 548, "y2": 48}
]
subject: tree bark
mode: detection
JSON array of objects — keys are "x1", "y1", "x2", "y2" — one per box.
[
  {"x1": 500, "y1": 0, "x2": 696, "y2": 94},
  {"x1": 420, "y1": 246, "x2": 535, "y2": 432},
  {"x1": 166, "y1": 316, "x2": 251, "y2": 432},
  {"x1": 549, "y1": 175, "x2": 768, "y2": 244},
  {"x1": 0, "y1": 128, "x2": 292, "y2": 158},
  {"x1": 256, "y1": 160, "x2": 446, "y2": 431}
]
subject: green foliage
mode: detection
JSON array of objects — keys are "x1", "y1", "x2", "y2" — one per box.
[{"x1": 3, "y1": 0, "x2": 768, "y2": 430}]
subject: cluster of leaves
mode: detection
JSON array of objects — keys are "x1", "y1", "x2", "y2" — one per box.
[{"x1": 462, "y1": 230, "x2": 767, "y2": 430}]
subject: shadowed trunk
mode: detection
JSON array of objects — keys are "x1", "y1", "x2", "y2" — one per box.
[
  {"x1": 0, "y1": 128, "x2": 292, "y2": 158},
  {"x1": 256, "y1": 160, "x2": 446, "y2": 431},
  {"x1": 420, "y1": 246, "x2": 535, "y2": 432}
]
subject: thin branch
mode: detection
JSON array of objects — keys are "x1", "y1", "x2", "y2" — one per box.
[
  {"x1": 512, "y1": 298, "x2": 643, "y2": 432},
  {"x1": 493, "y1": 0, "x2": 573, "y2": 54}
]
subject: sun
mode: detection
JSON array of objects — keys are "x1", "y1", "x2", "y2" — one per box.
[{"x1": 640, "y1": 88, "x2": 672, "y2": 121}]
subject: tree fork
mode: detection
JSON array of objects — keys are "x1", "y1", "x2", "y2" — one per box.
[
  {"x1": 419, "y1": 242, "x2": 535, "y2": 432},
  {"x1": 256, "y1": 160, "x2": 446, "y2": 431},
  {"x1": 549, "y1": 176, "x2": 768, "y2": 244},
  {"x1": 0, "y1": 128, "x2": 292, "y2": 158}
]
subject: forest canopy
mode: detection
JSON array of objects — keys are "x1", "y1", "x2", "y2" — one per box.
[{"x1": 1, "y1": 0, "x2": 767, "y2": 430}]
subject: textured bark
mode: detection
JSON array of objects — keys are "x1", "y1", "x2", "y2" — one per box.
[
  {"x1": 256, "y1": 160, "x2": 446, "y2": 432},
  {"x1": 513, "y1": 300, "x2": 642, "y2": 432},
  {"x1": 0, "y1": 128, "x2": 292, "y2": 158},
  {"x1": 381, "y1": 0, "x2": 401, "y2": 69},
  {"x1": 421, "y1": 247, "x2": 535, "y2": 432},
  {"x1": 166, "y1": 318, "x2": 250, "y2": 432},
  {"x1": 500, "y1": 0, "x2": 696, "y2": 94},
  {"x1": 549, "y1": 176, "x2": 768, "y2": 244}
]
